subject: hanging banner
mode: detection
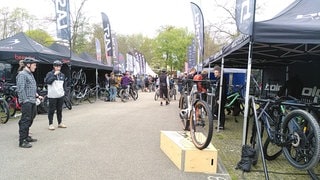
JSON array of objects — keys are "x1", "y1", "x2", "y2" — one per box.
[
  {"x1": 190, "y1": 2, "x2": 204, "y2": 60},
  {"x1": 95, "y1": 38, "x2": 102, "y2": 62},
  {"x1": 101, "y1": 12, "x2": 113, "y2": 66},
  {"x1": 235, "y1": 0, "x2": 255, "y2": 35},
  {"x1": 55, "y1": 0, "x2": 71, "y2": 40},
  {"x1": 187, "y1": 39, "x2": 196, "y2": 70}
]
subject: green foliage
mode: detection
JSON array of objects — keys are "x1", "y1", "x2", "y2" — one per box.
[
  {"x1": 25, "y1": 29, "x2": 55, "y2": 47},
  {"x1": 153, "y1": 26, "x2": 193, "y2": 72}
]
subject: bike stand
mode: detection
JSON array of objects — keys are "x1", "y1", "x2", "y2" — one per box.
[{"x1": 251, "y1": 97, "x2": 270, "y2": 180}]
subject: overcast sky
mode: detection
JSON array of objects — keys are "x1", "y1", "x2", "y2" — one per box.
[{"x1": 2, "y1": 0, "x2": 295, "y2": 38}]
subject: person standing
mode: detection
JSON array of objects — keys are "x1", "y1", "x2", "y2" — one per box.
[
  {"x1": 16, "y1": 57, "x2": 42, "y2": 148},
  {"x1": 44, "y1": 60, "x2": 67, "y2": 130},
  {"x1": 109, "y1": 72, "x2": 117, "y2": 101},
  {"x1": 159, "y1": 69, "x2": 169, "y2": 106},
  {"x1": 213, "y1": 65, "x2": 227, "y2": 130}
]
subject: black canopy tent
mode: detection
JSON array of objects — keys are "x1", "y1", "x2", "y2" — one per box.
[
  {"x1": 79, "y1": 52, "x2": 112, "y2": 71},
  {"x1": 0, "y1": 32, "x2": 68, "y2": 64},
  {"x1": 205, "y1": 0, "x2": 320, "y2": 68},
  {"x1": 204, "y1": 0, "x2": 320, "y2": 145}
]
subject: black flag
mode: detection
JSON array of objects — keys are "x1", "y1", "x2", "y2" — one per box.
[
  {"x1": 101, "y1": 12, "x2": 113, "y2": 65},
  {"x1": 235, "y1": 0, "x2": 255, "y2": 35},
  {"x1": 55, "y1": 0, "x2": 71, "y2": 40},
  {"x1": 190, "y1": 2, "x2": 204, "y2": 61}
]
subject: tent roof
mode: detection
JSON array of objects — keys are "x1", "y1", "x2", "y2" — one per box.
[
  {"x1": 49, "y1": 43, "x2": 108, "y2": 70},
  {"x1": 79, "y1": 52, "x2": 113, "y2": 71},
  {"x1": 0, "y1": 32, "x2": 68, "y2": 64},
  {"x1": 205, "y1": 0, "x2": 320, "y2": 68}
]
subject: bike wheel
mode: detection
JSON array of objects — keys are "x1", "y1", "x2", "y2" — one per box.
[
  {"x1": 70, "y1": 90, "x2": 80, "y2": 105},
  {"x1": 131, "y1": 90, "x2": 138, "y2": 100},
  {"x1": 263, "y1": 137, "x2": 283, "y2": 161},
  {"x1": 87, "y1": 89, "x2": 96, "y2": 103},
  {"x1": 282, "y1": 109, "x2": 320, "y2": 170},
  {"x1": 173, "y1": 89, "x2": 177, "y2": 100},
  {"x1": 178, "y1": 94, "x2": 189, "y2": 130},
  {"x1": 71, "y1": 71, "x2": 78, "y2": 86},
  {"x1": 5, "y1": 96, "x2": 17, "y2": 117},
  {"x1": 0, "y1": 100, "x2": 9, "y2": 124},
  {"x1": 154, "y1": 90, "x2": 159, "y2": 101},
  {"x1": 80, "y1": 72, "x2": 86, "y2": 85},
  {"x1": 64, "y1": 96, "x2": 72, "y2": 110},
  {"x1": 119, "y1": 89, "x2": 128, "y2": 102},
  {"x1": 97, "y1": 88, "x2": 107, "y2": 100},
  {"x1": 190, "y1": 100, "x2": 213, "y2": 150}
]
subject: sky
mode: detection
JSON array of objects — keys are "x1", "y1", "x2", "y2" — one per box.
[{"x1": 1, "y1": 0, "x2": 295, "y2": 38}]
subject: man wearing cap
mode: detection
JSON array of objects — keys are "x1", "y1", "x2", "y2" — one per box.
[
  {"x1": 16, "y1": 57, "x2": 42, "y2": 148},
  {"x1": 213, "y1": 65, "x2": 227, "y2": 130},
  {"x1": 44, "y1": 60, "x2": 67, "y2": 131}
]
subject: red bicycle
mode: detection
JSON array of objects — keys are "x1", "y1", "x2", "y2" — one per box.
[{"x1": 3, "y1": 84, "x2": 21, "y2": 117}]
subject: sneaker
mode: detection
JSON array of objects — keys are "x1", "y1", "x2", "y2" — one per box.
[
  {"x1": 215, "y1": 126, "x2": 225, "y2": 130},
  {"x1": 26, "y1": 136, "x2": 37, "y2": 142},
  {"x1": 58, "y1": 123, "x2": 67, "y2": 128},
  {"x1": 19, "y1": 140, "x2": 32, "y2": 148},
  {"x1": 48, "y1": 124, "x2": 55, "y2": 130},
  {"x1": 166, "y1": 101, "x2": 170, "y2": 105},
  {"x1": 160, "y1": 102, "x2": 163, "y2": 106}
]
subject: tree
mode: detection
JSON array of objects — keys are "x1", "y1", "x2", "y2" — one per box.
[
  {"x1": 26, "y1": 29, "x2": 55, "y2": 47},
  {"x1": 0, "y1": 7, "x2": 37, "y2": 39},
  {"x1": 153, "y1": 26, "x2": 193, "y2": 72}
]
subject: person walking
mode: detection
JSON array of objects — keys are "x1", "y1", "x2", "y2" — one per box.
[
  {"x1": 109, "y1": 72, "x2": 117, "y2": 101},
  {"x1": 213, "y1": 65, "x2": 227, "y2": 130},
  {"x1": 159, "y1": 69, "x2": 169, "y2": 106},
  {"x1": 16, "y1": 57, "x2": 42, "y2": 148},
  {"x1": 44, "y1": 60, "x2": 67, "y2": 130}
]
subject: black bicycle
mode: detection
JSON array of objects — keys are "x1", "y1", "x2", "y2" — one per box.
[{"x1": 250, "y1": 97, "x2": 320, "y2": 171}]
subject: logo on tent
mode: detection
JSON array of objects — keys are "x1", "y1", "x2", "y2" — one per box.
[{"x1": 8, "y1": 39, "x2": 20, "y2": 46}]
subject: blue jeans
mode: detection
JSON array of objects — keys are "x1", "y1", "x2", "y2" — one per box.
[{"x1": 109, "y1": 85, "x2": 117, "y2": 101}]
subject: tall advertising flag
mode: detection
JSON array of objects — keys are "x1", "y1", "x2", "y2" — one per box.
[
  {"x1": 101, "y1": 12, "x2": 113, "y2": 66},
  {"x1": 55, "y1": 0, "x2": 71, "y2": 40},
  {"x1": 235, "y1": 0, "x2": 255, "y2": 35},
  {"x1": 190, "y1": 2, "x2": 204, "y2": 63},
  {"x1": 95, "y1": 38, "x2": 102, "y2": 62}
]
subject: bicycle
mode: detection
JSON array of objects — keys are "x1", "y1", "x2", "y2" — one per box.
[
  {"x1": 0, "y1": 97, "x2": 9, "y2": 124},
  {"x1": 119, "y1": 84, "x2": 138, "y2": 102},
  {"x1": 3, "y1": 85, "x2": 21, "y2": 118},
  {"x1": 169, "y1": 83, "x2": 177, "y2": 100},
  {"x1": 179, "y1": 79, "x2": 213, "y2": 150},
  {"x1": 71, "y1": 68, "x2": 86, "y2": 86},
  {"x1": 249, "y1": 96, "x2": 320, "y2": 172},
  {"x1": 90, "y1": 84, "x2": 110, "y2": 101},
  {"x1": 154, "y1": 87, "x2": 160, "y2": 101},
  {"x1": 262, "y1": 96, "x2": 320, "y2": 161},
  {"x1": 71, "y1": 84, "x2": 95, "y2": 105}
]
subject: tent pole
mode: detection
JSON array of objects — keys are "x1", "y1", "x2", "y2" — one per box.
[
  {"x1": 96, "y1": 68, "x2": 98, "y2": 99},
  {"x1": 217, "y1": 57, "x2": 225, "y2": 132},
  {"x1": 242, "y1": 40, "x2": 253, "y2": 145}
]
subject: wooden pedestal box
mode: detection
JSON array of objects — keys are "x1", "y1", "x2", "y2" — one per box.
[{"x1": 160, "y1": 131, "x2": 218, "y2": 174}]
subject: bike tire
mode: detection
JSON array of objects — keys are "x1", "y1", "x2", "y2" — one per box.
[
  {"x1": 80, "y1": 72, "x2": 86, "y2": 85},
  {"x1": 64, "y1": 96, "x2": 72, "y2": 110},
  {"x1": 131, "y1": 90, "x2": 138, "y2": 100},
  {"x1": 71, "y1": 71, "x2": 78, "y2": 86},
  {"x1": 282, "y1": 109, "x2": 320, "y2": 170},
  {"x1": 87, "y1": 89, "x2": 96, "y2": 103},
  {"x1": 179, "y1": 94, "x2": 189, "y2": 131},
  {"x1": 98, "y1": 88, "x2": 109, "y2": 100},
  {"x1": 5, "y1": 96, "x2": 17, "y2": 117},
  {"x1": 119, "y1": 89, "x2": 128, "y2": 102},
  {"x1": 263, "y1": 137, "x2": 283, "y2": 161},
  {"x1": 154, "y1": 90, "x2": 159, "y2": 101},
  {"x1": 190, "y1": 100, "x2": 213, "y2": 150},
  {"x1": 0, "y1": 99, "x2": 9, "y2": 124}
]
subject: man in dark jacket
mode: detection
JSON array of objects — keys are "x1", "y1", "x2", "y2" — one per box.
[{"x1": 159, "y1": 69, "x2": 169, "y2": 106}]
